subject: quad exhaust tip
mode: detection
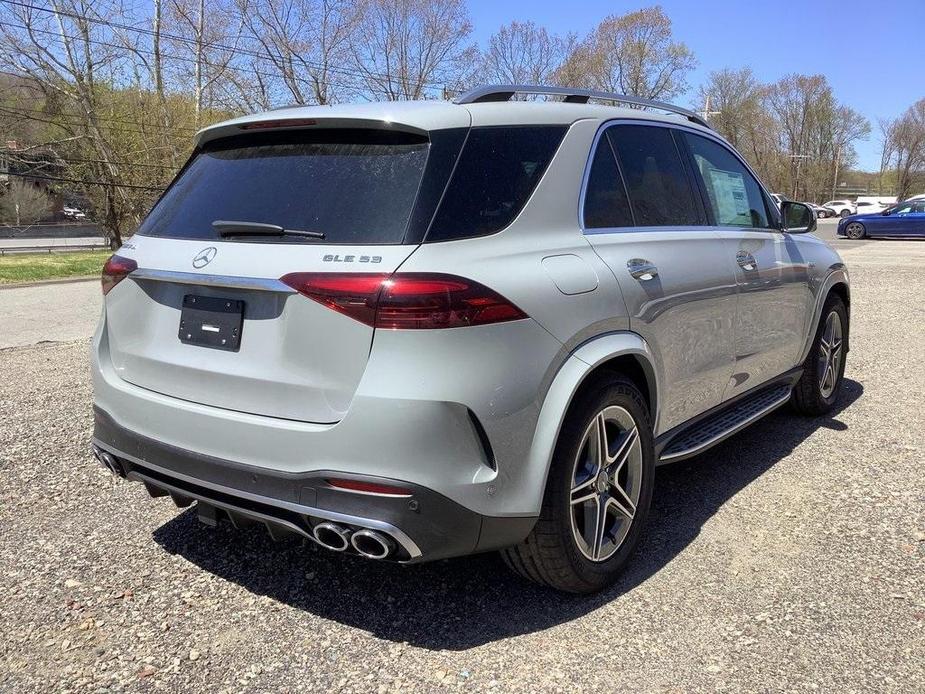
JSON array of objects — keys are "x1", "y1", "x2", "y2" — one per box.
[
  {"x1": 312, "y1": 522, "x2": 351, "y2": 552},
  {"x1": 312, "y1": 522, "x2": 395, "y2": 559},
  {"x1": 92, "y1": 445, "x2": 124, "y2": 477},
  {"x1": 350, "y1": 529, "x2": 394, "y2": 560}
]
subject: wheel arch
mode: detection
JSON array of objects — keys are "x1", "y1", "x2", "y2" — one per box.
[
  {"x1": 523, "y1": 332, "x2": 659, "y2": 516},
  {"x1": 800, "y1": 269, "x2": 851, "y2": 362}
]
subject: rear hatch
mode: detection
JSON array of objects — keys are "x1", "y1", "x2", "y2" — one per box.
[{"x1": 105, "y1": 125, "x2": 454, "y2": 423}]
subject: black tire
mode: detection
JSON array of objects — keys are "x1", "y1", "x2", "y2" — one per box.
[
  {"x1": 844, "y1": 222, "x2": 866, "y2": 239},
  {"x1": 501, "y1": 374, "x2": 655, "y2": 593},
  {"x1": 839, "y1": 209, "x2": 850, "y2": 218},
  {"x1": 792, "y1": 294, "x2": 848, "y2": 416}
]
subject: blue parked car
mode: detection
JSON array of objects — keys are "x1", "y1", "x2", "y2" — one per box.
[{"x1": 837, "y1": 200, "x2": 925, "y2": 239}]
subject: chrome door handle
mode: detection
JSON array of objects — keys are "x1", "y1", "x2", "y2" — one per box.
[
  {"x1": 627, "y1": 258, "x2": 658, "y2": 281},
  {"x1": 736, "y1": 251, "x2": 757, "y2": 271}
]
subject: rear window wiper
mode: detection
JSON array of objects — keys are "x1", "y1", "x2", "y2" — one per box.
[{"x1": 212, "y1": 220, "x2": 326, "y2": 240}]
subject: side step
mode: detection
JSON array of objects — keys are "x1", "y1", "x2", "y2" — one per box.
[{"x1": 659, "y1": 385, "x2": 792, "y2": 464}]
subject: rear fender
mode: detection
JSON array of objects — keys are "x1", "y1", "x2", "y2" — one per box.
[{"x1": 522, "y1": 332, "x2": 657, "y2": 515}]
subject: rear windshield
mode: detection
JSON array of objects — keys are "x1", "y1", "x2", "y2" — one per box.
[{"x1": 137, "y1": 130, "x2": 429, "y2": 244}]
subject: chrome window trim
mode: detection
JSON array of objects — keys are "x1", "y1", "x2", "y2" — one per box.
[{"x1": 578, "y1": 118, "x2": 782, "y2": 236}]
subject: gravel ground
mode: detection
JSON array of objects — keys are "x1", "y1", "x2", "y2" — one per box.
[{"x1": 1, "y1": 240, "x2": 923, "y2": 692}]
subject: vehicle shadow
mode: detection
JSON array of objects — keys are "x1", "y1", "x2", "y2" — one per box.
[{"x1": 153, "y1": 379, "x2": 863, "y2": 651}]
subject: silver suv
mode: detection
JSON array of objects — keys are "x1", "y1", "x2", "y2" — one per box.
[{"x1": 91, "y1": 85, "x2": 850, "y2": 593}]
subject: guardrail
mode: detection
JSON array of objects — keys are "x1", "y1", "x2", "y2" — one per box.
[{"x1": 0, "y1": 242, "x2": 108, "y2": 256}]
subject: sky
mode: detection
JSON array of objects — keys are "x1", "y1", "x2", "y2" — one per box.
[{"x1": 467, "y1": 0, "x2": 925, "y2": 171}]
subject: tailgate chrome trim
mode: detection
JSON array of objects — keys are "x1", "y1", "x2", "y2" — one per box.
[{"x1": 131, "y1": 268, "x2": 295, "y2": 293}]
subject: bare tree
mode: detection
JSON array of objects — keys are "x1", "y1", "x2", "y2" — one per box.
[
  {"x1": 233, "y1": 0, "x2": 358, "y2": 105},
  {"x1": 0, "y1": 0, "x2": 136, "y2": 247},
  {"x1": 350, "y1": 0, "x2": 476, "y2": 101},
  {"x1": 559, "y1": 6, "x2": 695, "y2": 100},
  {"x1": 881, "y1": 98, "x2": 925, "y2": 200},
  {"x1": 166, "y1": 0, "x2": 244, "y2": 123},
  {"x1": 481, "y1": 21, "x2": 571, "y2": 86},
  {"x1": 0, "y1": 179, "x2": 52, "y2": 225}
]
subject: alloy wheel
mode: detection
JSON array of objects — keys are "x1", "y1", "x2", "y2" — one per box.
[
  {"x1": 569, "y1": 406, "x2": 643, "y2": 562},
  {"x1": 817, "y1": 310, "x2": 844, "y2": 399},
  {"x1": 845, "y1": 222, "x2": 865, "y2": 239}
]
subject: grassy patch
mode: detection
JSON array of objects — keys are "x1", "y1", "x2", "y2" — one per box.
[{"x1": 0, "y1": 249, "x2": 111, "y2": 284}]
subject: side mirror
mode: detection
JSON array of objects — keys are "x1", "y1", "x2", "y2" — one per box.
[
  {"x1": 780, "y1": 201, "x2": 817, "y2": 234},
  {"x1": 881, "y1": 209, "x2": 891, "y2": 216}
]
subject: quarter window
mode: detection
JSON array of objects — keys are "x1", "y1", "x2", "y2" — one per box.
[
  {"x1": 583, "y1": 135, "x2": 633, "y2": 229},
  {"x1": 426, "y1": 126, "x2": 567, "y2": 242},
  {"x1": 683, "y1": 133, "x2": 770, "y2": 229},
  {"x1": 606, "y1": 125, "x2": 700, "y2": 227}
]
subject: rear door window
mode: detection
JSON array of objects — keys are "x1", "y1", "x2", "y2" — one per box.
[
  {"x1": 606, "y1": 125, "x2": 701, "y2": 227},
  {"x1": 425, "y1": 126, "x2": 567, "y2": 242},
  {"x1": 137, "y1": 129, "x2": 430, "y2": 244},
  {"x1": 682, "y1": 132, "x2": 771, "y2": 228},
  {"x1": 583, "y1": 135, "x2": 634, "y2": 229}
]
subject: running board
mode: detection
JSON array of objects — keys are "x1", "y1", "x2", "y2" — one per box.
[{"x1": 659, "y1": 385, "x2": 792, "y2": 464}]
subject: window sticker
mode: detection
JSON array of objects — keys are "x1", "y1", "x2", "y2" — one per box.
[{"x1": 707, "y1": 167, "x2": 751, "y2": 224}]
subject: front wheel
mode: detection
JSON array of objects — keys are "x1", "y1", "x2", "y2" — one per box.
[
  {"x1": 792, "y1": 294, "x2": 847, "y2": 415},
  {"x1": 501, "y1": 375, "x2": 654, "y2": 593},
  {"x1": 845, "y1": 222, "x2": 866, "y2": 239}
]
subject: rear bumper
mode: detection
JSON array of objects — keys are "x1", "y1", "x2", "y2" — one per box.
[{"x1": 92, "y1": 407, "x2": 536, "y2": 562}]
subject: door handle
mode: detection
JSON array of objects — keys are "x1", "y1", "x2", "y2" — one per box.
[
  {"x1": 736, "y1": 251, "x2": 758, "y2": 271},
  {"x1": 627, "y1": 258, "x2": 658, "y2": 281}
]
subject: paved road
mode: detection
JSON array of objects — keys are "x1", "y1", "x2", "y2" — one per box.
[
  {"x1": 0, "y1": 234, "x2": 923, "y2": 691},
  {"x1": 0, "y1": 280, "x2": 100, "y2": 349}
]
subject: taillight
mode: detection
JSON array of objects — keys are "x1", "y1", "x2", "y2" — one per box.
[
  {"x1": 279, "y1": 272, "x2": 527, "y2": 329},
  {"x1": 101, "y1": 255, "x2": 137, "y2": 295}
]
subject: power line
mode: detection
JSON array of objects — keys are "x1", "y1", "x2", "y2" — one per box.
[
  {"x1": 0, "y1": 102, "x2": 197, "y2": 138},
  {"x1": 0, "y1": 0, "x2": 451, "y2": 93},
  {"x1": 1, "y1": 167, "x2": 164, "y2": 190},
  {"x1": 1, "y1": 150, "x2": 176, "y2": 169},
  {"x1": 0, "y1": 18, "x2": 360, "y2": 103}
]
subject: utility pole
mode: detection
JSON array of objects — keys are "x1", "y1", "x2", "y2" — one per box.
[
  {"x1": 789, "y1": 154, "x2": 811, "y2": 200},
  {"x1": 699, "y1": 94, "x2": 721, "y2": 123}
]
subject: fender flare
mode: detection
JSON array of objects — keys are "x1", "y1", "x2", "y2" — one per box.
[
  {"x1": 799, "y1": 267, "x2": 851, "y2": 363},
  {"x1": 520, "y1": 331, "x2": 658, "y2": 516}
]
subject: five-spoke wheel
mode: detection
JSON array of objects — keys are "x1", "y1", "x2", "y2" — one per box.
[
  {"x1": 502, "y1": 375, "x2": 654, "y2": 593},
  {"x1": 569, "y1": 406, "x2": 642, "y2": 562},
  {"x1": 817, "y1": 310, "x2": 843, "y2": 399}
]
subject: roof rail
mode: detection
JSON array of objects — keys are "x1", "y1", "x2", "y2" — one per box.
[{"x1": 454, "y1": 84, "x2": 711, "y2": 130}]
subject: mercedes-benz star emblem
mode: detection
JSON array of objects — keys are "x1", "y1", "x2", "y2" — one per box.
[{"x1": 192, "y1": 246, "x2": 217, "y2": 269}]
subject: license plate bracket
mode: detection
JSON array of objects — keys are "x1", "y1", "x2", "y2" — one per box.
[{"x1": 178, "y1": 295, "x2": 244, "y2": 351}]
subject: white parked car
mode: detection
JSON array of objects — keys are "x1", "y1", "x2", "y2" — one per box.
[
  {"x1": 63, "y1": 206, "x2": 87, "y2": 219},
  {"x1": 821, "y1": 200, "x2": 856, "y2": 218}
]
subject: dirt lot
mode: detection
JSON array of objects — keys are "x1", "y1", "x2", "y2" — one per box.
[{"x1": 1, "y1": 236, "x2": 923, "y2": 692}]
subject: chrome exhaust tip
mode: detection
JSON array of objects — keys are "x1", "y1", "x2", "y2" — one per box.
[
  {"x1": 312, "y1": 522, "x2": 351, "y2": 552},
  {"x1": 350, "y1": 529, "x2": 394, "y2": 560},
  {"x1": 92, "y1": 445, "x2": 123, "y2": 476}
]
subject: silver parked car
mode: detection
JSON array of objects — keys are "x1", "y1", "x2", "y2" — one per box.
[{"x1": 91, "y1": 85, "x2": 850, "y2": 593}]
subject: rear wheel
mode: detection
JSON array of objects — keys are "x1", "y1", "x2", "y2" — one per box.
[
  {"x1": 839, "y1": 209, "x2": 850, "y2": 218},
  {"x1": 845, "y1": 222, "x2": 866, "y2": 239},
  {"x1": 502, "y1": 375, "x2": 654, "y2": 593},
  {"x1": 792, "y1": 294, "x2": 847, "y2": 415}
]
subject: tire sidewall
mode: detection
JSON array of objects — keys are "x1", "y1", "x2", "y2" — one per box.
[
  {"x1": 548, "y1": 379, "x2": 655, "y2": 590},
  {"x1": 812, "y1": 298, "x2": 848, "y2": 408}
]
